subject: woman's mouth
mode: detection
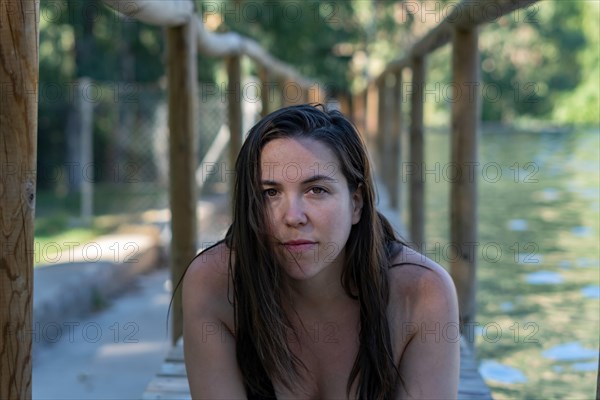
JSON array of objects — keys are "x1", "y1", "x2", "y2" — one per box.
[{"x1": 282, "y1": 240, "x2": 317, "y2": 252}]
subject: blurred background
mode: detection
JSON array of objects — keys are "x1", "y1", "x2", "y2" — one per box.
[{"x1": 31, "y1": 0, "x2": 598, "y2": 399}]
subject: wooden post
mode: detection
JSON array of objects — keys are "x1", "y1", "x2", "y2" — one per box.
[
  {"x1": 365, "y1": 83, "x2": 379, "y2": 151},
  {"x1": 0, "y1": 1, "x2": 39, "y2": 398},
  {"x1": 281, "y1": 79, "x2": 303, "y2": 106},
  {"x1": 409, "y1": 56, "x2": 425, "y2": 249},
  {"x1": 450, "y1": 27, "x2": 480, "y2": 341},
  {"x1": 381, "y1": 75, "x2": 395, "y2": 197},
  {"x1": 227, "y1": 55, "x2": 242, "y2": 205},
  {"x1": 389, "y1": 70, "x2": 403, "y2": 209},
  {"x1": 352, "y1": 89, "x2": 367, "y2": 138},
  {"x1": 78, "y1": 77, "x2": 94, "y2": 225},
  {"x1": 339, "y1": 92, "x2": 352, "y2": 120},
  {"x1": 259, "y1": 66, "x2": 271, "y2": 117},
  {"x1": 167, "y1": 20, "x2": 198, "y2": 344},
  {"x1": 376, "y1": 79, "x2": 386, "y2": 174}
]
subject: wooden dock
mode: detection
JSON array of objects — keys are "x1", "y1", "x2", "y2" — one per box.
[{"x1": 142, "y1": 338, "x2": 493, "y2": 399}]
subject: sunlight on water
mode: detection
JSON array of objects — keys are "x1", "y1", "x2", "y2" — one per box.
[
  {"x1": 424, "y1": 127, "x2": 599, "y2": 398},
  {"x1": 479, "y1": 360, "x2": 528, "y2": 384},
  {"x1": 542, "y1": 342, "x2": 598, "y2": 362},
  {"x1": 571, "y1": 226, "x2": 594, "y2": 237},
  {"x1": 524, "y1": 271, "x2": 564, "y2": 285},
  {"x1": 580, "y1": 285, "x2": 600, "y2": 299},
  {"x1": 507, "y1": 219, "x2": 528, "y2": 231},
  {"x1": 571, "y1": 361, "x2": 599, "y2": 372}
]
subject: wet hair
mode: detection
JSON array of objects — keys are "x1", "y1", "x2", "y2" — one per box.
[{"x1": 227, "y1": 103, "x2": 403, "y2": 399}]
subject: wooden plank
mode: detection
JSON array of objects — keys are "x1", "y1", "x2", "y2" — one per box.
[
  {"x1": 450, "y1": 27, "x2": 480, "y2": 334},
  {"x1": 409, "y1": 56, "x2": 425, "y2": 248},
  {"x1": 159, "y1": 362, "x2": 187, "y2": 377},
  {"x1": 0, "y1": 1, "x2": 39, "y2": 398},
  {"x1": 167, "y1": 20, "x2": 198, "y2": 345},
  {"x1": 145, "y1": 337, "x2": 492, "y2": 399}
]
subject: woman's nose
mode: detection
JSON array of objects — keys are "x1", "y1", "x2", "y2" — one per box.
[{"x1": 282, "y1": 196, "x2": 308, "y2": 226}]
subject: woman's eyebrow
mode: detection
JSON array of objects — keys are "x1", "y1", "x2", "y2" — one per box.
[{"x1": 261, "y1": 175, "x2": 337, "y2": 186}]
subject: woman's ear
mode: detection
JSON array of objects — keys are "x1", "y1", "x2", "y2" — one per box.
[{"x1": 351, "y1": 184, "x2": 364, "y2": 225}]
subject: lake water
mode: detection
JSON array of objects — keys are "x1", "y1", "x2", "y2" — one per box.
[{"x1": 398, "y1": 126, "x2": 599, "y2": 399}]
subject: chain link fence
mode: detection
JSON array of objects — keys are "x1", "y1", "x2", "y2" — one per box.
[{"x1": 36, "y1": 77, "x2": 262, "y2": 225}]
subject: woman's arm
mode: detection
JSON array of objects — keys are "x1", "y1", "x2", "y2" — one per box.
[
  {"x1": 182, "y1": 249, "x2": 247, "y2": 399},
  {"x1": 392, "y1": 262, "x2": 460, "y2": 399}
]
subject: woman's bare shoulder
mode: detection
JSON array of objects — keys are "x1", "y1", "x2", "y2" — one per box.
[
  {"x1": 387, "y1": 245, "x2": 458, "y2": 321},
  {"x1": 183, "y1": 242, "x2": 233, "y2": 325}
]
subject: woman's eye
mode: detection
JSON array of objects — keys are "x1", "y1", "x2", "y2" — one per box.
[
  {"x1": 263, "y1": 188, "x2": 278, "y2": 197},
  {"x1": 309, "y1": 187, "x2": 327, "y2": 195}
]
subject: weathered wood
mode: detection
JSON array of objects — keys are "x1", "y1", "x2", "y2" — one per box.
[
  {"x1": 0, "y1": 1, "x2": 39, "y2": 398},
  {"x1": 389, "y1": 70, "x2": 403, "y2": 209},
  {"x1": 376, "y1": 79, "x2": 387, "y2": 174},
  {"x1": 78, "y1": 77, "x2": 94, "y2": 224},
  {"x1": 351, "y1": 89, "x2": 367, "y2": 138},
  {"x1": 378, "y1": 0, "x2": 539, "y2": 79},
  {"x1": 143, "y1": 337, "x2": 492, "y2": 399},
  {"x1": 102, "y1": 0, "x2": 193, "y2": 26},
  {"x1": 258, "y1": 66, "x2": 271, "y2": 117},
  {"x1": 101, "y1": 0, "x2": 318, "y2": 90},
  {"x1": 365, "y1": 83, "x2": 379, "y2": 150},
  {"x1": 450, "y1": 27, "x2": 480, "y2": 338},
  {"x1": 226, "y1": 55, "x2": 242, "y2": 207},
  {"x1": 409, "y1": 56, "x2": 425, "y2": 249},
  {"x1": 167, "y1": 20, "x2": 198, "y2": 345},
  {"x1": 281, "y1": 79, "x2": 305, "y2": 106}
]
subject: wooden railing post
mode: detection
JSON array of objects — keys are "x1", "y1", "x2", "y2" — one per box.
[
  {"x1": 365, "y1": 83, "x2": 379, "y2": 153},
  {"x1": 409, "y1": 56, "x2": 425, "y2": 249},
  {"x1": 389, "y1": 69, "x2": 403, "y2": 209},
  {"x1": 381, "y1": 75, "x2": 395, "y2": 199},
  {"x1": 259, "y1": 66, "x2": 271, "y2": 117},
  {"x1": 352, "y1": 89, "x2": 367, "y2": 137},
  {"x1": 167, "y1": 19, "x2": 198, "y2": 345},
  {"x1": 227, "y1": 55, "x2": 242, "y2": 205},
  {"x1": 376, "y1": 79, "x2": 386, "y2": 174},
  {"x1": 450, "y1": 27, "x2": 480, "y2": 340},
  {"x1": 0, "y1": 1, "x2": 39, "y2": 398}
]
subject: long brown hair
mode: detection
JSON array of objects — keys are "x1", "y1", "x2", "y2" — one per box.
[{"x1": 227, "y1": 104, "x2": 403, "y2": 399}]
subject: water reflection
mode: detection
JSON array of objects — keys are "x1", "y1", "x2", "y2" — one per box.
[
  {"x1": 423, "y1": 127, "x2": 599, "y2": 398},
  {"x1": 524, "y1": 271, "x2": 564, "y2": 285},
  {"x1": 479, "y1": 360, "x2": 527, "y2": 384},
  {"x1": 542, "y1": 342, "x2": 598, "y2": 362}
]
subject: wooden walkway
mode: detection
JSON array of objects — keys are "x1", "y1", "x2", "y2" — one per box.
[{"x1": 142, "y1": 338, "x2": 493, "y2": 399}]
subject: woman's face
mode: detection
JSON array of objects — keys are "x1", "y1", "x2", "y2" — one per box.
[{"x1": 259, "y1": 137, "x2": 363, "y2": 283}]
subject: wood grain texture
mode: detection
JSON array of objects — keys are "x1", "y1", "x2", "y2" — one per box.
[
  {"x1": 377, "y1": 0, "x2": 540, "y2": 79},
  {"x1": 409, "y1": 56, "x2": 425, "y2": 249},
  {"x1": 450, "y1": 27, "x2": 480, "y2": 333},
  {"x1": 167, "y1": 20, "x2": 198, "y2": 345},
  {"x1": 0, "y1": 1, "x2": 39, "y2": 398}
]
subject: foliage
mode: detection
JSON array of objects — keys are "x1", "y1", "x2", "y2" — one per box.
[{"x1": 36, "y1": 0, "x2": 599, "y2": 193}]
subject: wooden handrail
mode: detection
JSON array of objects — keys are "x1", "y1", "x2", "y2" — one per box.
[
  {"x1": 102, "y1": 0, "x2": 317, "y2": 88},
  {"x1": 376, "y1": 0, "x2": 539, "y2": 82}
]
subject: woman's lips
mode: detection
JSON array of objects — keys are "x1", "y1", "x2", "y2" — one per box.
[{"x1": 282, "y1": 241, "x2": 317, "y2": 252}]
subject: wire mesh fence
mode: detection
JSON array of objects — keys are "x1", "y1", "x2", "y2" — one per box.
[{"x1": 35, "y1": 76, "x2": 262, "y2": 225}]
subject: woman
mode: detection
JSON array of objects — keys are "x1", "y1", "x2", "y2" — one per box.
[{"x1": 182, "y1": 104, "x2": 459, "y2": 399}]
